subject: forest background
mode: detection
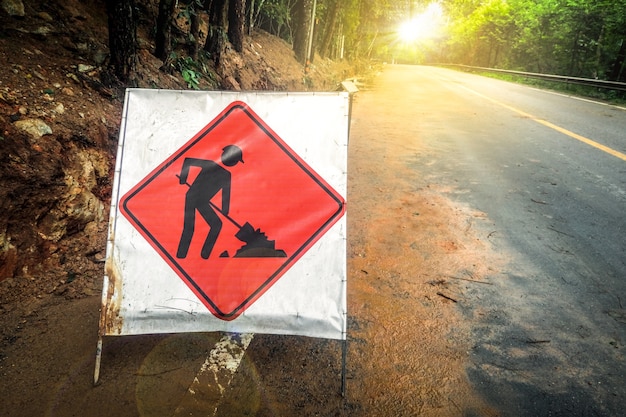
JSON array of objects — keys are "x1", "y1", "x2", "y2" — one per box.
[{"x1": 104, "y1": 0, "x2": 626, "y2": 86}]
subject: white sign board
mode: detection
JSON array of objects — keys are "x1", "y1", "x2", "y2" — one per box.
[{"x1": 99, "y1": 90, "x2": 348, "y2": 340}]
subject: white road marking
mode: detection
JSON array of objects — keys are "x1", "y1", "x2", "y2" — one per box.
[{"x1": 172, "y1": 333, "x2": 254, "y2": 416}]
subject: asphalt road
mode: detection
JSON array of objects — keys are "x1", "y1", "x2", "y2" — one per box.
[{"x1": 396, "y1": 65, "x2": 626, "y2": 416}]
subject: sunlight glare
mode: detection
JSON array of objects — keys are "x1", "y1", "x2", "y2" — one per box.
[{"x1": 398, "y1": 2, "x2": 445, "y2": 42}]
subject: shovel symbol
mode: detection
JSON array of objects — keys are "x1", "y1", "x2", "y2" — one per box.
[{"x1": 177, "y1": 175, "x2": 286, "y2": 258}]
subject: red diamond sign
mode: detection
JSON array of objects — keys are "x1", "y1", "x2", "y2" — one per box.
[{"x1": 119, "y1": 101, "x2": 345, "y2": 321}]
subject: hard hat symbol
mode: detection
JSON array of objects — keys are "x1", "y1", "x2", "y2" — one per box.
[{"x1": 222, "y1": 145, "x2": 244, "y2": 166}]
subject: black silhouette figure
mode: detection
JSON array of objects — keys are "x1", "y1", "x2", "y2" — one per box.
[{"x1": 176, "y1": 145, "x2": 244, "y2": 259}]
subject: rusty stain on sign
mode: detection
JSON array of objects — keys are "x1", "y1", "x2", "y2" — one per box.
[{"x1": 101, "y1": 257, "x2": 124, "y2": 336}]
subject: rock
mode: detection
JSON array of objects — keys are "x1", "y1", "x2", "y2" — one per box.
[
  {"x1": 32, "y1": 70, "x2": 46, "y2": 81},
  {"x1": 66, "y1": 73, "x2": 80, "y2": 83},
  {"x1": 0, "y1": 90, "x2": 18, "y2": 104},
  {"x1": 34, "y1": 26, "x2": 54, "y2": 36},
  {"x1": 64, "y1": 190, "x2": 103, "y2": 226},
  {"x1": 1, "y1": 0, "x2": 24, "y2": 17},
  {"x1": 0, "y1": 242, "x2": 18, "y2": 281},
  {"x1": 14, "y1": 118, "x2": 53, "y2": 138},
  {"x1": 223, "y1": 75, "x2": 242, "y2": 91},
  {"x1": 37, "y1": 11, "x2": 53, "y2": 22},
  {"x1": 37, "y1": 190, "x2": 103, "y2": 242},
  {"x1": 93, "y1": 50, "x2": 107, "y2": 66},
  {"x1": 36, "y1": 147, "x2": 107, "y2": 243},
  {"x1": 78, "y1": 64, "x2": 95, "y2": 73},
  {"x1": 37, "y1": 208, "x2": 67, "y2": 242}
]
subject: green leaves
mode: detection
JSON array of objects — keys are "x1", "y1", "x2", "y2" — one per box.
[
  {"x1": 169, "y1": 54, "x2": 205, "y2": 89},
  {"x1": 181, "y1": 68, "x2": 201, "y2": 89},
  {"x1": 442, "y1": 0, "x2": 626, "y2": 80}
]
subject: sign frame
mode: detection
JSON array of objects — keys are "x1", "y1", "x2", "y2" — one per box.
[{"x1": 95, "y1": 90, "x2": 349, "y2": 386}]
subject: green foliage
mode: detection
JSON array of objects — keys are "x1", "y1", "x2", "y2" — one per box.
[
  {"x1": 256, "y1": 0, "x2": 295, "y2": 41},
  {"x1": 169, "y1": 53, "x2": 212, "y2": 90},
  {"x1": 181, "y1": 67, "x2": 201, "y2": 89},
  {"x1": 443, "y1": 0, "x2": 626, "y2": 80},
  {"x1": 141, "y1": 0, "x2": 626, "y2": 84}
]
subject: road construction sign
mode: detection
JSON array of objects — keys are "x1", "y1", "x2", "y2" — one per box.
[
  {"x1": 100, "y1": 90, "x2": 348, "y2": 339},
  {"x1": 119, "y1": 101, "x2": 345, "y2": 320}
]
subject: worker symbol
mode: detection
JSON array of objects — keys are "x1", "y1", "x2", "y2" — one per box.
[{"x1": 176, "y1": 145, "x2": 286, "y2": 260}]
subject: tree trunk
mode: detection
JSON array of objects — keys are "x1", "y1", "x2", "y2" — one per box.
[
  {"x1": 568, "y1": 29, "x2": 582, "y2": 76},
  {"x1": 204, "y1": 0, "x2": 228, "y2": 64},
  {"x1": 609, "y1": 38, "x2": 626, "y2": 81},
  {"x1": 155, "y1": 0, "x2": 176, "y2": 61},
  {"x1": 318, "y1": 0, "x2": 339, "y2": 59},
  {"x1": 190, "y1": 7, "x2": 202, "y2": 60},
  {"x1": 106, "y1": 0, "x2": 137, "y2": 83},
  {"x1": 228, "y1": 0, "x2": 246, "y2": 53},
  {"x1": 246, "y1": 0, "x2": 255, "y2": 35},
  {"x1": 293, "y1": 0, "x2": 312, "y2": 64},
  {"x1": 593, "y1": 24, "x2": 604, "y2": 79}
]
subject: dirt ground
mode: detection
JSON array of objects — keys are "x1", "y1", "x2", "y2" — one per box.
[{"x1": 0, "y1": 2, "x2": 506, "y2": 416}]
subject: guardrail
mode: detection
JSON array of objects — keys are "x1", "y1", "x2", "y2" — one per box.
[{"x1": 444, "y1": 64, "x2": 626, "y2": 92}]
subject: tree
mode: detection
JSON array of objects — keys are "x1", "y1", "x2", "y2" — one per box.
[
  {"x1": 154, "y1": 0, "x2": 176, "y2": 61},
  {"x1": 229, "y1": 0, "x2": 247, "y2": 52},
  {"x1": 106, "y1": 0, "x2": 137, "y2": 83},
  {"x1": 188, "y1": 1, "x2": 205, "y2": 61},
  {"x1": 256, "y1": 0, "x2": 294, "y2": 41},
  {"x1": 442, "y1": 0, "x2": 626, "y2": 83},
  {"x1": 318, "y1": 0, "x2": 339, "y2": 58},
  {"x1": 204, "y1": 0, "x2": 229, "y2": 64},
  {"x1": 293, "y1": 0, "x2": 313, "y2": 64},
  {"x1": 246, "y1": 0, "x2": 262, "y2": 34}
]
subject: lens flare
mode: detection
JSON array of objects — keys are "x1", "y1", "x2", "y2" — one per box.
[{"x1": 398, "y1": 2, "x2": 445, "y2": 42}]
